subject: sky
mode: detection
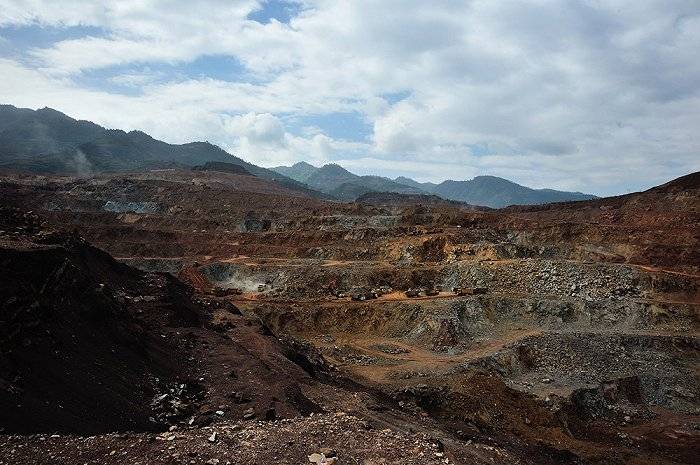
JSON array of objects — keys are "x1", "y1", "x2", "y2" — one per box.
[{"x1": 0, "y1": 1, "x2": 699, "y2": 196}]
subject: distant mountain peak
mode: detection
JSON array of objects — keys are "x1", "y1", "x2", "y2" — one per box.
[
  {"x1": 127, "y1": 130, "x2": 155, "y2": 141},
  {"x1": 271, "y1": 160, "x2": 320, "y2": 183},
  {"x1": 37, "y1": 106, "x2": 65, "y2": 115},
  {"x1": 433, "y1": 175, "x2": 596, "y2": 208},
  {"x1": 394, "y1": 176, "x2": 438, "y2": 192},
  {"x1": 293, "y1": 161, "x2": 316, "y2": 168},
  {"x1": 319, "y1": 163, "x2": 352, "y2": 174}
]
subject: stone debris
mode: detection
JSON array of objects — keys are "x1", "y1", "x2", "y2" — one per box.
[
  {"x1": 0, "y1": 414, "x2": 457, "y2": 465},
  {"x1": 308, "y1": 452, "x2": 337, "y2": 464}
]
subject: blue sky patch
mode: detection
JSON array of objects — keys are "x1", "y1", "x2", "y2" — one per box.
[
  {"x1": 468, "y1": 144, "x2": 494, "y2": 157},
  {"x1": 286, "y1": 112, "x2": 372, "y2": 142},
  {"x1": 176, "y1": 55, "x2": 248, "y2": 82},
  {"x1": 382, "y1": 90, "x2": 411, "y2": 104},
  {"x1": 247, "y1": 0, "x2": 302, "y2": 24},
  {"x1": 71, "y1": 55, "x2": 251, "y2": 96},
  {"x1": 0, "y1": 24, "x2": 106, "y2": 62}
]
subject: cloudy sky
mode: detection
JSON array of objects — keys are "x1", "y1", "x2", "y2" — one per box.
[{"x1": 1, "y1": 0, "x2": 698, "y2": 195}]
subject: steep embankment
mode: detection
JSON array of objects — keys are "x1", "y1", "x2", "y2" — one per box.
[
  {"x1": 0, "y1": 209, "x2": 328, "y2": 435},
  {"x1": 0, "y1": 216, "x2": 192, "y2": 433}
]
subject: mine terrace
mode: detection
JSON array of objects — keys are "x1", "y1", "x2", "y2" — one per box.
[{"x1": 0, "y1": 168, "x2": 698, "y2": 464}]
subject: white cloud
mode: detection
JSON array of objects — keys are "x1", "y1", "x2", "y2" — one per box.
[
  {"x1": 0, "y1": 0, "x2": 699, "y2": 195},
  {"x1": 225, "y1": 113, "x2": 286, "y2": 147},
  {"x1": 220, "y1": 112, "x2": 366, "y2": 166},
  {"x1": 0, "y1": 1, "x2": 107, "y2": 27}
]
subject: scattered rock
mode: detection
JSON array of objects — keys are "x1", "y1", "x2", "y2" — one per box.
[{"x1": 243, "y1": 408, "x2": 255, "y2": 420}]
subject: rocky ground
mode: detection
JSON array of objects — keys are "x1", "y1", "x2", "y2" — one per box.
[
  {"x1": 0, "y1": 413, "x2": 474, "y2": 465},
  {"x1": 0, "y1": 169, "x2": 698, "y2": 464}
]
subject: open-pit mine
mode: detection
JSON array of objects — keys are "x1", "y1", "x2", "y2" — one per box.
[{"x1": 0, "y1": 168, "x2": 698, "y2": 464}]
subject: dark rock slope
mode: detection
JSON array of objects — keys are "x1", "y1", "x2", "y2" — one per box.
[
  {"x1": 0, "y1": 209, "x2": 325, "y2": 435},
  {"x1": 0, "y1": 226, "x2": 188, "y2": 433}
]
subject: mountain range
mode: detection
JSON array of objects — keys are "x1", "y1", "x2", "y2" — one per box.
[
  {"x1": 272, "y1": 162, "x2": 596, "y2": 207},
  {"x1": 0, "y1": 104, "x2": 596, "y2": 207},
  {"x1": 273, "y1": 162, "x2": 423, "y2": 201},
  {"x1": 0, "y1": 104, "x2": 321, "y2": 198}
]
